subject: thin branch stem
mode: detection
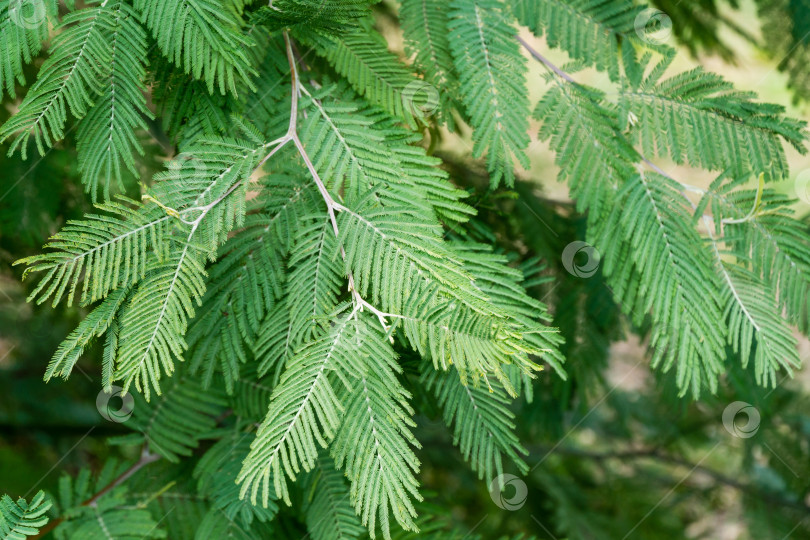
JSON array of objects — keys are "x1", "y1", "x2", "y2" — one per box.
[
  {"x1": 517, "y1": 35, "x2": 577, "y2": 84},
  {"x1": 282, "y1": 31, "x2": 393, "y2": 337},
  {"x1": 87, "y1": 447, "x2": 160, "y2": 507}
]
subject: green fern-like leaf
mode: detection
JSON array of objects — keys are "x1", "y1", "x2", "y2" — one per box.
[
  {"x1": 448, "y1": 0, "x2": 531, "y2": 187},
  {"x1": 620, "y1": 67, "x2": 807, "y2": 181},
  {"x1": 122, "y1": 371, "x2": 227, "y2": 461},
  {"x1": 714, "y1": 259, "x2": 800, "y2": 386},
  {"x1": 76, "y1": 0, "x2": 152, "y2": 200},
  {"x1": 302, "y1": 455, "x2": 366, "y2": 540},
  {"x1": 134, "y1": 0, "x2": 256, "y2": 95},
  {"x1": 423, "y1": 365, "x2": 528, "y2": 483},
  {"x1": 0, "y1": 491, "x2": 51, "y2": 540},
  {"x1": 44, "y1": 286, "x2": 130, "y2": 383},
  {"x1": 300, "y1": 24, "x2": 424, "y2": 125},
  {"x1": 0, "y1": 4, "x2": 115, "y2": 157},
  {"x1": 703, "y1": 185, "x2": 810, "y2": 334},
  {"x1": 238, "y1": 306, "x2": 366, "y2": 506},
  {"x1": 603, "y1": 172, "x2": 726, "y2": 396},
  {"x1": 510, "y1": 0, "x2": 664, "y2": 81},
  {"x1": 287, "y1": 215, "x2": 345, "y2": 346},
  {"x1": 332, "y1": 319, "x2": 422, "y2": 538},
  {"x1": 250, "y1": 0, "x2": 374, "y2": 33},
  {"x1": 0, "y1": 0, "x2": 57, "y2": 100}
]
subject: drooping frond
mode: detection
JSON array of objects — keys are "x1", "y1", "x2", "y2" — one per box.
[
  {"x1": 113, "y1": 234, "x2": 209, "y2": 398},
  {"x1": 510, "y1": 0, "x2": 665, "y2": 81},
  {"x1": 250, "y1": 0, "x2": 374, "y2": 33},
  {"x1": 133, "y1": 0, "x2": 256, "y2": 95},
  {"x1": 112, "y1": 137, "x2": 268, "y2": 397},
  {"x1": 0, "y1": 491, "x2": 51, "y2": 540},
  {"x1": 0, "y1": 5, "x2": 115, "y2": 157},
  {"x1": 286, "y1": 215, "x2": 345, "y2": 346},
  {"x1": 604, "y1": 172, "x2": 726, "y2": 396},
  {"x1": 713, "y1": 259, "x2": 799, "y2": 387},
  {"x1": 619, "y1": 67, "x2": 807, "y2": 181},
  {"x1": 0, "y1": 0, "x2": 56, "y2": 100},
  {"x1": 238, "y1": 306, "x2": 366, "y2": 506},
  {"x1": 399, "y1": 0, "x2": 460, "y2": 126},
  {"x1": 300, "y1": 24, "x2": 425, "y2": 125},
  {"x1": 422, "y1": 364, "x2": 528, "y2": 483},
  {"x1": 703, "y1": 185, "x2": 810, "y2": 333},
  {"x1": 302, "y1": 455, "x2": 366, "y2": 540},
  {"x1": 195, "y1": 433, "x2": 279, "y2": 528},
  {"x1": 15, "y1": 199, "x2": 171, "y2": 308},
  {"x1": 448, "y1": 0, "x2": 531, "y2": 187},
  {"x1": 76, "y1": 0, "x2": 152, "y2": 201},
  {"x1": 534, "y1": 78, "x2": 638, "y2": 218},
  {"x1": 44, "y1": 286, "x2": 130, "y2": 383},
  {"x1": 332, "y1": 319, "x2": 422, "y2": 538}
]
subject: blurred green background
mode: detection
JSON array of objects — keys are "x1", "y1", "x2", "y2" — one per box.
[{"x1": 3, "y1": 0, "x2": 810, "y2": 538}]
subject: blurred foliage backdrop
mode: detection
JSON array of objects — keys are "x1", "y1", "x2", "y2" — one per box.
[{"x1": 3, "y1": 0, "x2": 810, "y2": 538}]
